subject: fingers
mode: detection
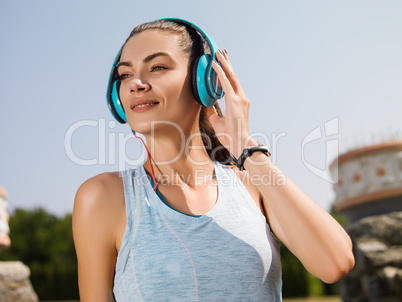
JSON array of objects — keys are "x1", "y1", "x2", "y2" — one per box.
[
  {"x1": 214, "y1": 49, "x2": 242, "y2": 94},
  {"x1": 222, "y1": 49, "x2": 231, "y2": 64},
  {"x1": 212, "y1": 59, "x2": 235, "y2": 96},
  {"x1": 217, "y1": 49, "x2": 233, "y2": 72}
]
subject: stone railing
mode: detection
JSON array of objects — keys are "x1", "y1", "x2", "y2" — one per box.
[{"x1": 339, "y1": 212, "x2": 402, "y2": 301}]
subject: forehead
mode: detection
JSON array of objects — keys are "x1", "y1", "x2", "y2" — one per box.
[{"x1": 120, "y1": 29, "x2": 188, "y2": 63}]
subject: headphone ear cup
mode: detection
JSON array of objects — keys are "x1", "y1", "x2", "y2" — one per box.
[
  {"x1": 108, "y1": 80, "x2": 127, "y2": 123},
  {"x1": 208, "y1": 62, "x2": 224, "y2": 100},
  {"x1": 191, "y1": 56, "x2": 203, "y2": 105},
  {"x1": 193, "y1": 54, "x2": 217, "y2": 107}
]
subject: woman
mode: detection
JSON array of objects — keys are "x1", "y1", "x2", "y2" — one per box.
[{"x1": 73, "y1": 19, "x2": 354, "y2": 301}]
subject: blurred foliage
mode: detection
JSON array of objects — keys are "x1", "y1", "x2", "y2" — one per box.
[
  {"x1": 280, "y1": 243, "x2": 339, "y2": 297},
  {"x1": 330, "y1": 204, "x2": 349, "y2": 226},
  {"x1": 280, "y1": 242, "x2": 309, "y2": 297},
  {"x1": 0, "y1": 208, "x2": 79, "y2": 300}
]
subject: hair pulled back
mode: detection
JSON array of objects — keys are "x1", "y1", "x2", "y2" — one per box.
[{"x1": 125, "y1": 20, "x2": 236, "y2": 166}]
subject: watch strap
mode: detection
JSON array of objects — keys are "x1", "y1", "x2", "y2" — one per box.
[{"x1": 236, "y1": 144, "x2": 271, "y2": 171}]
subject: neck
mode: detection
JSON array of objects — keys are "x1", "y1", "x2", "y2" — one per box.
[{"x1": 142, "y1": 121, "x2": 214, "y2": 189}]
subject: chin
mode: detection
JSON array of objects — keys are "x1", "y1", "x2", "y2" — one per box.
[{"x1": 129, "y1": 120, "x2": 175, "y2": 136}]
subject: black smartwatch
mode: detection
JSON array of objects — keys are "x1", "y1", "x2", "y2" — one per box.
[{"x1": 236, "y1": 144, "x2": 271, "y2": 171}]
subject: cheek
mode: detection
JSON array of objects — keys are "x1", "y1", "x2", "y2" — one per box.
[
  {"x1": 118, "y1": 82, "x2": 129, "y2": 110},
  {"x1": 157, "y1": 73, "x2": 193, "y2": 103}
]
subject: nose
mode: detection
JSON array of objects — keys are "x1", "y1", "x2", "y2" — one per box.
[{"x1": 129, "y1": 77, "x2": 150, "y2": 94}]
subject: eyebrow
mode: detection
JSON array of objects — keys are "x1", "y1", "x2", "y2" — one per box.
[{"x1": 116, "y1": 52, "x2": 173, "y2": 68}]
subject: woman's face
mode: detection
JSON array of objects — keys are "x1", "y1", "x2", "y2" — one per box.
[{"x1": 118, "y1": 29, "x2": 199, "y2": 135}]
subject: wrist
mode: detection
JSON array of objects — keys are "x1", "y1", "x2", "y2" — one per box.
[
  {"x1": 236, "y1": 142, "x2": 271, "y2": 171},
  {"x1": 235, "y1": 137, "x2": 260, "y2": 159},
  {"x1": 244, "y1": 150, "x2": 272, "y2": 170}
]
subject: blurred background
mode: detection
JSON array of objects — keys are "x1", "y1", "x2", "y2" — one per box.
[{"x1": 1, "y1": 0, "x2": 401, "y2": 300}]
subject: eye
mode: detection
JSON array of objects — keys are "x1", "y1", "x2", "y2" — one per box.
[
  {"x1": 118, "y1": 73, "x2": 131, "y2": 80},
  {"x1": 150, "y1": 65, "x2": 167, "y2": 72}
]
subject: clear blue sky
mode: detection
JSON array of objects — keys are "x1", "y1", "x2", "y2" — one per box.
[{"x1": 1, "y1": 0, "x2": 401, "y2": 216}]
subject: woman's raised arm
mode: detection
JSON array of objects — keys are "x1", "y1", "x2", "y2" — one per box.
[
  {"x1": 204, "y1": 49, "x2": 354, "y2": 283},
  {"x1": 245, "y1": 155, "x2": 354, "y2": 283}
]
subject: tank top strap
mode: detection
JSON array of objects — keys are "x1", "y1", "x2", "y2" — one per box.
[{"x1": 121, "y1": 169, "x2": 135, "y2": 226}]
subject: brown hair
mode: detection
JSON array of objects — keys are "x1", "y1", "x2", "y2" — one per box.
[{"x1": 125, "y1": 20, "x2": 236, "y2": 166}]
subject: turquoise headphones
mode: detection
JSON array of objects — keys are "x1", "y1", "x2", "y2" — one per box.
[{"x1": 106, "y1": 18, "x2": 224, "y2": 124}]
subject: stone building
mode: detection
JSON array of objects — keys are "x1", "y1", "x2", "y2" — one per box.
[{"x1": 330, "y1": 140, "x2": 402, "y2": 222}]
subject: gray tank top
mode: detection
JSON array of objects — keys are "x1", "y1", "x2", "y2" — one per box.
[{"x1": 113, "y1": 160, "x2": 282, "y2": 301}]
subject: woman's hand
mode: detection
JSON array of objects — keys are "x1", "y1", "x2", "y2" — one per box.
[{"x1": 203, "y1": 50, "x2": 258, "y2": 159}]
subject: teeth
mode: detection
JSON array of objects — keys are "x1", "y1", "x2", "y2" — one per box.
[{"x1": 135, "y1": 103, "x2": 156, "y2": 108}]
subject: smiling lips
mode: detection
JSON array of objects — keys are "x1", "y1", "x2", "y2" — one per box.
[{"x1": 130, "y1": 99, "x2": 160, "y2": 113}]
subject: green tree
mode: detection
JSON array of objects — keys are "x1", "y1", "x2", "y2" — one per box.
[{"x1": 0, "y1": 208, "x2": 79, "y2": 300}]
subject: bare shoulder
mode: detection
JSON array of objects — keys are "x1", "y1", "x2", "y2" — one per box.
[
  {"x1": 73, "y1": 171, "x2": 125, "y2": 248},
  {"x1": 74, "y1": 172, "x2": 124, "y2": 216},
  {"x1": 75, "y1": 171, "x2": 123, "y2": 202}
]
